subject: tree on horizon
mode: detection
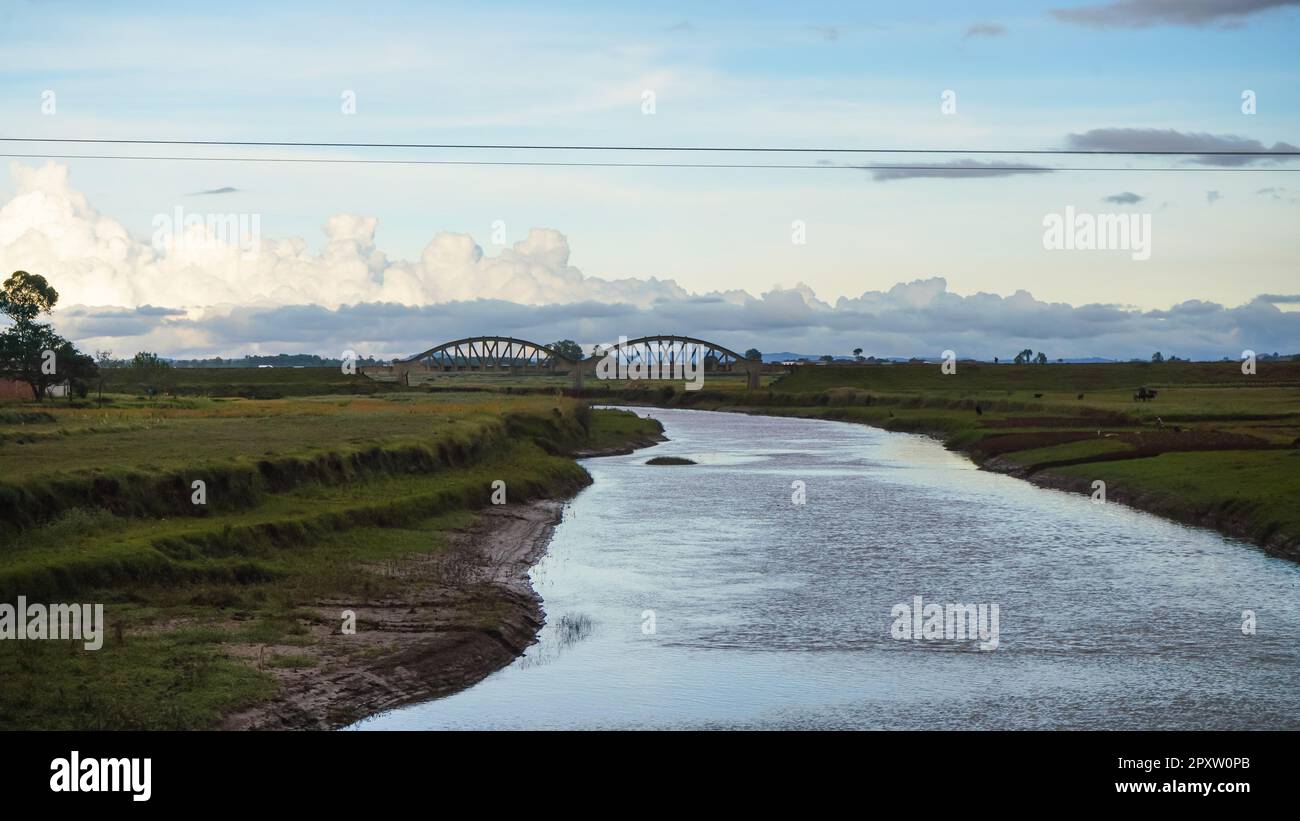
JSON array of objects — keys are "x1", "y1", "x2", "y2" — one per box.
[{"x1": 0, "y1": 271, "x2": 95, "y2": 401}]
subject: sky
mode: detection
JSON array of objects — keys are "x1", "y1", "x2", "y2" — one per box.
[{"x1": 1, "y1": 0, "x2": 1298, "y2": 360}]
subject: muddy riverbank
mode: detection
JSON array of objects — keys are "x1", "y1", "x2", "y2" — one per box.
[{"x1": 222, "y1": 500, "x2": 569, "y2": 730}]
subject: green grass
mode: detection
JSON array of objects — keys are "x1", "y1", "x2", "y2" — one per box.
[
  {"x1": 1053, "y1": 450, "x2": 1300, "y2": 545},
  {"x1": 771, "y1": 360, "x2": 1300, "y2": 394},
  {"x1": 0, "y1": 392, "x2": 662, "y2": 729},
  {"x1": 0, "y1": 631, "x2": 275, "y2": 730},
  {"x1": 1001, "y1": 437, "x2": 1135, "y2": 465},
  {"x1": 579, "y1": 407, "x2": 663, "y2": 450},
  {"x1": 99, "y1": 365, "x2": 391, "y2": 399}
]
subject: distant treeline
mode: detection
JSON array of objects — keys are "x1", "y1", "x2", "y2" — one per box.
[{"x1": 110, "y1": 353, "x2": 389, "y2": 369}]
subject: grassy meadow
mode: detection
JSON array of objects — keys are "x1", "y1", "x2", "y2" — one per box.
[{"x1": 0, "y1": 380, "x2": 661, "y2": 729}]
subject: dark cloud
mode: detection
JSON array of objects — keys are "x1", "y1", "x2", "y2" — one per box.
[
  {"x1": 1066, "y1": 128, "x2": 1300, "y2": 166},
  {"x1": 53, "y1": 279, "x2": 1300, "y2": 363},
  {"x1": 867, "y1": 159, "x2": 1053, "y2": 182},
  {"x1": 1051, "y1": 0, "x2": 1300, "y2": 29},
  {"x1": 1254, "y1": 186, "x2": 1295, "y2": 202},
  {"x1": 191, "y1": 186, "x2": 240, "y2": 195},
  {"x1": 1258, "y1": 293, "x2": 1300, "y2": 303},
  {"x1": 56, "y1": 305, "x2": 187, "y2": 338},
  {"x1": 1103, "y1": 191, "x2": 1145, "y2": 204},
  {"x1": 964, "y1": 22, "x2": 1007, "y2": 37}
]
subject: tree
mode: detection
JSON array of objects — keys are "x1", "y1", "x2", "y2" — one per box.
[
  {"x1": 1013, "y1": 348, "x2": 1034, "y2": 365},
  {"x1": 0, "y1": 271, "x2": 80, "y2": 402},
  {"x1": 0, "y1": 270, "x2": 59, "y2": 321},
  {"x1": 819, "y1": 354, "x2": 834, "y2": 362},
  {"x1": 1151, "y1": 351, "x2": 1164, "y2": 363},
  {"x1": 94, "y1": 349, "x2": 114, "y2": 403},
  {"x1": 852, "y1": 347, "x2": 864, "y2": 361},
  {"x1": 55, "y1": 341, "x2": 98, "y2": 402},
  {"x1": 548, "y1": 339, "x2": 583, "y2": 361},
  {"x1": 745, "y1": 348, "x2": 762, "y2": 361},
  {"x1": 1034, "y1": 352, "x2": 1048, "y2": 365},
  {"x1": 0, "y1": 322, "x2": 66, "y2": 400},
  {"x1": 129, "y1": 351, "x2": 172, "y2": 395}
]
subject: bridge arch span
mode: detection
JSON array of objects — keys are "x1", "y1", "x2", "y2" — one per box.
[
  {"x1": 378, "y1": 333, "x2": 762, "y2": 390},
  {"x1": 401, "y1": 336, "x2": 576, "y2": 369}
]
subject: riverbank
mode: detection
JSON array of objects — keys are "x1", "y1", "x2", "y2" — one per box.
[
  {"x1": 223, "y1": 500, "x2": 565, "y2": 729},
  {"x1": 0, "y1": 393, "x2": 663, "y2": 729}
]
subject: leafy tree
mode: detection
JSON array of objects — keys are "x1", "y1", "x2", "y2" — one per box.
[
  {"x1": 0, "y1": 270, "x2": 59, "y2": 321},
  {"x1": 1034, "y1": 351, "x2": 1048, "y2": 364},
  {"x1": 129, "y1": 351, "x2": 172, "y2": 395},
  {"x1": 0, "y1": 322, "x2": 66, "y2": 401},
  {"x1": 1013, "y1": 348, "x2": 1034, "y2": 365},
  {"x1": 818, "y1": 354, "x2": 834, "y2": 362},
  {"x1": 745, "y1": 348, "x2": 762, "y2": 361},
  {"x1": 94, "y1": 349, "x2": 114, "y2": 403},
  {"x1": 0, "y1": 271, "x2": 82, "y2": 402},
  {"x1": 55, "y1": 341, "x2": 98, "y2": 402},
  {"x1": 1151, "y1": 351, "x2": 1164, "y2": 363},
  {"x1": 852, "y1": 347, "x2": 863, "y2": 360},
  {"x1": 548, "y1": 339, "x2": 584, "y2": 361}
]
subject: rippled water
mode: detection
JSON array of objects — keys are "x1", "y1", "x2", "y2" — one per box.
[{"x1": 352, "y1": 408, "x2": 1300, "y2": 730}]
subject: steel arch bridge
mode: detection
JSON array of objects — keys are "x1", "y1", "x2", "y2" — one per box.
[
  {"x1": 596, "y1": 334, "x2": 745, "y2": 369},
  {"x1": 380, "y1": 334, "x2": 762, "y2": 389},
  {"x1": 401, "y1": 336, "x2": 575, "y2": 372}
]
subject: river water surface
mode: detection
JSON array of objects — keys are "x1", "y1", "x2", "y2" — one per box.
[{"x1": 353, "y1": 408, "x2": 1299, "y2": 730}]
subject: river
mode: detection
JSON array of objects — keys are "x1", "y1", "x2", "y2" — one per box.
[{"x1": 351, "y1": 407, "x2": 1300, "y2": 730}]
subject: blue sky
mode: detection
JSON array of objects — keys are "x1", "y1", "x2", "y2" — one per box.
[{"x1": 1, "y1": 0, "x2": 1298, "y2": 358}]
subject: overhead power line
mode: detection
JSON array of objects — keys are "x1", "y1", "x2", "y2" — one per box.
[
  {"x1": 0, "y1": 152, "x2": 1295, "y2": 172},
  {"x1": 1, "y1": 136, "x2": 1298, "y2": 156}
]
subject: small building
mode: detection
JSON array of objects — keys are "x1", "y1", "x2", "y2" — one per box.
[
  {"x1": 0, "y1": 378, "x2": 69, "y2": 400},
  {"x1": 0, "y1": 378, "x2": 31, "y2": 400}
]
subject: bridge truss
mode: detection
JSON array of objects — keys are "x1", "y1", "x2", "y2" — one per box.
[
  {"x1": 598, "y1": 335, "x2": 750, "y2": 374},
  {"x1": 401, "y1": 336, "x2": 575, "y2": 372}
]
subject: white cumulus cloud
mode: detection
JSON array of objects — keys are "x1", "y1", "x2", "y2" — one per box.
[{"x1": 0, "y1": 162, "x2": 690, "y2": 311}]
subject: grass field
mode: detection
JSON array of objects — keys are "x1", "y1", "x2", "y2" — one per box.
[
  {"x1": 3, "y1": 360, "x2": 1296, "y2": 727},
  {"x1": 0, "y1": 386, "x2": 661, "y2": 728}
]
